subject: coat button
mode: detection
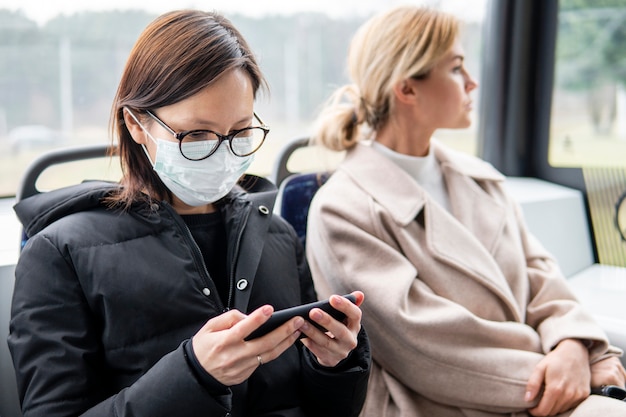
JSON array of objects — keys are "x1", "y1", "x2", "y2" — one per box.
[
  {"x1": 202, "y1": 287, "x2": 211, "y2": 296},
  {"x1": 236, "y1": 279, "x2": 248, "y2": 290},
  {"x1": 258, "y1": 205, "x2": 269, "y2": 215}
]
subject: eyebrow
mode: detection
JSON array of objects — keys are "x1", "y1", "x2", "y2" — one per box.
[{"x1": 184, "y1": 114, "x2": 254, "y2": 129}]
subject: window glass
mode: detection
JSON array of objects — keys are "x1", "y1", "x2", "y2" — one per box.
[
  {"x1": 0, "y1": 0, "x2": 486, "y2": 198},
  {"x1": 551, "y1": 0, "x2": 626, "y2": 168},
  {"x1": 551, "y1": 0, "x2": 626, "y2": 266}
]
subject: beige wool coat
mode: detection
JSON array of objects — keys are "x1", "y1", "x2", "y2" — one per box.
[{"x1": 306, "y1": 141, "x2": 625, "y2": 417}]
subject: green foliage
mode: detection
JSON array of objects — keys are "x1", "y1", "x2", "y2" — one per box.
[{"x1": 556, "y1": 0, "x2": 626, "y2": 89}]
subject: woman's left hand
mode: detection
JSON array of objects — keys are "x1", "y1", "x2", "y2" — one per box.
[
  {"x1": 590, "y1": 356, "x2": 626, "y2": 388},
  {"x1": 298, "y1": 291, "x2": 364, "y2": 367}
]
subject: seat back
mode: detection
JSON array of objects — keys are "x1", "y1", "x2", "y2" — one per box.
[
  {"x1": 0, "y1": 264, "x2": 20, "y2": 417},
  {"x1": 271, "y1": 137, "x2": 344, "y2": 248},
  {"x1": 269, "y1": 137, "x2": 311, "y2": 189},
  {"x1": 4, "y1": 144, "x2": 117, "y2": 417},
  {"x1": 276, "y1": 172, "x2": 330, "y2": 248},
  {"x1": 16, "y1": 144, "x2": 116, "y2": 250}
]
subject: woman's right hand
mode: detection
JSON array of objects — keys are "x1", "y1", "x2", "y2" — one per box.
[
  {"x1": 191, "y1": 305, "x2": 303, "y2": 386},
  {"x1": 525, "y1": 339, "x2": 590, "y2": 416}
]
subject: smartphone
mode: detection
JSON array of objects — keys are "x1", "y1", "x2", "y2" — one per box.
[{"x1": 245, "y1": 294, "x2": 357, "y2": 340}]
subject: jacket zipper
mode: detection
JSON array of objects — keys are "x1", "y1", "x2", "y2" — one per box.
[{"x1": 162, "y1": 202, "x2": 227, "y2": 312}]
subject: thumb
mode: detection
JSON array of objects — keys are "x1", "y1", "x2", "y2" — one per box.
[{"x1": 525, "y1": 361, "x2": 546, "y2": 403}]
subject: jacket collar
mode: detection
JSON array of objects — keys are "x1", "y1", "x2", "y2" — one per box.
[
  {"x1": 15, "y1": 175, "x2": 278, "y2": 240},
  {"x1": 14, "y1": 181, "x2": 119, "y2": 238}
]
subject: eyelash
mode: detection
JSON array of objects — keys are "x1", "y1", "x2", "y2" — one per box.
[{"x1": 453, "y1": 66, "x2": 463, "y2": 73}]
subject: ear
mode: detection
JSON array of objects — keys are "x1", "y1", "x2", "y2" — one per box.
[
  {"x1": 122, "y1": 108, "x2": 149, "y2": 145},
  {"x1": 392, "y1": 78, "x2": 419, "y2": 106}
]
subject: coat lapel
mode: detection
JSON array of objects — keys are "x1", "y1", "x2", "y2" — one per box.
[
  {"x1": 429, "y1": 143, "x2": 522, "y2": 318},
  {"x1": 342, "y1": 142, "x2": 522, "y2": 321}
]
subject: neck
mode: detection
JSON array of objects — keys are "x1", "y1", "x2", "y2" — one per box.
[
  {"x1": 374, "y1": 111, "x2": 434, "y2": 157},
  {"x1": 172, "y1": 197, "x2": 217, "y2": 214}
]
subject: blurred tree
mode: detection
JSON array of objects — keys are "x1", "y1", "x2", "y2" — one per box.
[
  {"x1": 556, "y1": 0, "x2": 626, "y2": 134},
  {"x1": 0, "y1": 8, "x2": 484, "y2": 137},
  {"x1": 44, "y1": 11, "x2": 156, "y2": 127},
  {"x1": 558, "y1": 0, "x2": 626, "y2": 88},
  {"x1": 0, "y1": 10, "x2": 57, "y2": 127}
]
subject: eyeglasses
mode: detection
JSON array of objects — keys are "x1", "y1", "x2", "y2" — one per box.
[{"x1": 145, "y1": 110, "x2": 270, "y2": 161}]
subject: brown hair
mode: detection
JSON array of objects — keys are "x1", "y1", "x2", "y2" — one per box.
[
  {"x1": 108, "y1": 9, "x2": 266, "y2": 207},
  {"x1": 313, "y1": 6, "x2": 458, "y2": 151}
]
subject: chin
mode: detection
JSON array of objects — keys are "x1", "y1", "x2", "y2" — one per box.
[{"x1": 453, "y1": 120, "x2": 472, "y2": 129}]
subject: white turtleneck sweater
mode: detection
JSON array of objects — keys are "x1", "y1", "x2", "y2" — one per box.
[{"x1": 371, "y1": 141, "x2": 452, "y2": 213}]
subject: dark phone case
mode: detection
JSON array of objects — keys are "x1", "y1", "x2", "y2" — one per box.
[{"x1": 245, "y1": 294, "x2": 357, "y2": 340}]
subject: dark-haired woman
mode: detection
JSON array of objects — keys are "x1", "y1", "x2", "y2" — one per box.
[{"x1": 9, "y1": 10, "x2": 370, "y2": 417}]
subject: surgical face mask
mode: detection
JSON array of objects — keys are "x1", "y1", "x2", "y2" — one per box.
[{"x1": 129, "y1": 111, "x2": 253, "y2": 206}]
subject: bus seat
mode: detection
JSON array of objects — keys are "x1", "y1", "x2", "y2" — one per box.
[
  {"x1": 276, "y1": 171, "x2": 331, "y2": 248},
  {"x1": 269, "y1": 137, "x2": 311, "y2": 188},
  {"x1": 15, "y1": 144, "x2": 116, "y2": 250},
  {"x1": 2, "y1": 144, "x2": 117, "y2": 417},
  {"x1": 271, "y1": 137, "x2": 339, "y2": 249},
  {"x1": 0, "y1": 264, "x2": 20, "y2": 417}
]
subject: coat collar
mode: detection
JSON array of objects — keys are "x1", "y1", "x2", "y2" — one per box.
[
  {"x1": 340, "y1": 140, "x2": 504, "y2": 227},
  {"x1": 339, "y1": 140, "x2": 520, "y2": 318}
]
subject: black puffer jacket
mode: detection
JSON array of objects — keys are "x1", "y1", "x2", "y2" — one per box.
[{"x1": 8, "y1": 177, "x2": 370, "y2": 417}]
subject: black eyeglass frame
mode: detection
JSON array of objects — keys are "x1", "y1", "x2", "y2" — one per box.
[{"x1": 145, "y1": 110, "x2": 270, "y2": 161}]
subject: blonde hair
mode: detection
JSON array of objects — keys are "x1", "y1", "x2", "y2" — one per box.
[{"x1": 313, "y1": 6, "x2": 459, "y2": 151}]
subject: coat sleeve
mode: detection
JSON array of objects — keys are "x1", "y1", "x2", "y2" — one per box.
[
  {"x1": 306, "y1": 184, "x2": 543, "y2": 413},
  {"x1": 508, "y1": 191, "x2": 620, "y2": 360},
  {"x1": 8, "y1": 234, "x2": 231, "y2": 417}
]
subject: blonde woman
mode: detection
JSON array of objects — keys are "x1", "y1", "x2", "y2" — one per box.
[{"x1": 306, "y1": 6, "x2": 626, "y2": 417}]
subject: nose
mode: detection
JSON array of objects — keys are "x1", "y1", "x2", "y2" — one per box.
[{"x1": 465, "y1": 72, "x2": 478, "y2": 92}]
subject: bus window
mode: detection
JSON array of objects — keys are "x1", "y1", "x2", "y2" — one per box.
[
  {"x1": 550, "y1": 0, "x2": 626, "y2": 266},
  {"x1": 0, "y1": 1, "x2": 486, "y2": 199}
]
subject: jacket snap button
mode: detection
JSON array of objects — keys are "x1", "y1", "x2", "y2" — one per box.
[
  {"x1": 258, "y1": 205, "x2": 269, "y2": 215},
  {"x1": 202, "y1": 287, "x2": 211, "y2": 296},
  {"x1": 236, "y1": 279, "x2": 248, "y2": 290}
]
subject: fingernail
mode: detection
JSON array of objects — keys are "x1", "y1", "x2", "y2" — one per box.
[
  {"x1": 262, "y1": 305, "x2": 272, "y2": 316},
  {"x1": 294, "y1": 317, "x2": 304, "y2": 327},
  {"x1": 524, "y1": 391, "x2": 532, "y2": 402},
  {"x1": 311, "y1": 310, "x2": 323, "y2": 320}
]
